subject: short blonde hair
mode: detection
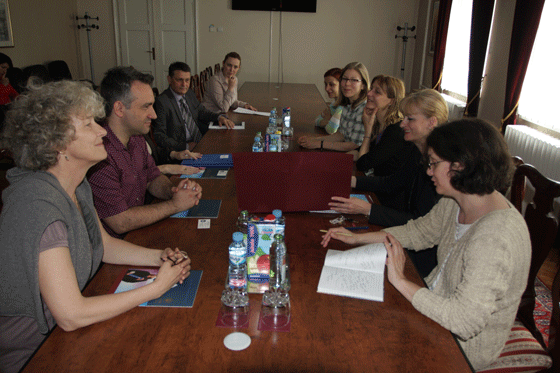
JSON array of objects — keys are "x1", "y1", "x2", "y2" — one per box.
[
  {"x1": 2, "y1": 80, "x2": 105, "y2": 170},
  {"x1": 400, "y1": 89, "x2": 448, "y2": 125}
]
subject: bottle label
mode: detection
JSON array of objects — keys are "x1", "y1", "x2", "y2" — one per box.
[
  {"x1": 230, "y1": 256, "x2": 246, "y2": 266},
  {"x1": 229, "y1": 278, "x2": 247, "y2": 287}
]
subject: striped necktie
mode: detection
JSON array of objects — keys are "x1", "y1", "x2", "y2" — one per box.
[{"x1": 179, "y1": 97, "x2": 202, "y2": 144}]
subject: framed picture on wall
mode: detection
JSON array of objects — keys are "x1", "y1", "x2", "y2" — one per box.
[
  {"x1": 429, "y1": 0, "x2": 440, "y2": 54},
  {"x1": 0, "y1": 0, "x2": 14, "y2": 47}
]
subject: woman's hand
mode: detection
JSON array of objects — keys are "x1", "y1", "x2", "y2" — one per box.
[
  {"x1": 362, "y1": 106, "x2": 378, "y2": 132},
  {"x1": 384, "y1": 234, "x2": 421, "y2": 301},
  {"x1": 384, "y1": 234, "x2": 407, "y2": 287},
  {"x1": 329, "y1": 196, "x2": 371, "y2": 216},
  {"x1": 298, "y1": 135, "x2": 321, "y2": 149},
  {"x1": 0, "y1": 74, "x2": 9, "y2": 86},
  {"x1": 244, "y1": 104, "x2": 257, "y2": 111},
  {"x1": 157, "y1": 247, "x2": 191, "y2": 284},
  {"x1": 227, "y1": 76, "x2": 237, "y2": 90},
  {"x1": 321, "y1": 227, "x2": 357, "y2": 247}
]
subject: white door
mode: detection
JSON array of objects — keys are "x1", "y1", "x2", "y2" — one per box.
[{"x1": 116, "y1": 0, "x2": 196, "y2": 92}]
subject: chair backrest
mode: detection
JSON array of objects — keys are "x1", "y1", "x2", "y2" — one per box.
[
  {"x1": 22, "y1": 64, "x2": 51, "y2": 85},
  {"x1": 191, "y1": 74, "x2": 201, "y2": 102},
  {"x1": 46, "y1": 60, "x2": 72, "y2": 81},
  {"x1": 214, "y1": 63, "x2": 220, "y2": 75},
  {"x1": 510, "y1": 163, "x2": 560, "y2": 353}
]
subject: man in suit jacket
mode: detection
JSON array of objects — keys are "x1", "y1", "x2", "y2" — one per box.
[{"x1": 152, "y1": 62, "x2": 234, "y2": 160}]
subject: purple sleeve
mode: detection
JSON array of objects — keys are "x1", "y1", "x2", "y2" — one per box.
[{"x1": 39, "y1": 221, "x2": 68, "y2": 252}]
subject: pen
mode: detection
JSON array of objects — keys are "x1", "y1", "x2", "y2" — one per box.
[{"x1": 346, "y1": 226, "x2": 369, "y2": 231}]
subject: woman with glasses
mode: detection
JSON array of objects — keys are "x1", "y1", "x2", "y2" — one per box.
[
  {"x1": 315, "y1": 67, "x2": 342, "y2": 132},
  {"x1": 298, "y1": 62, "x2": 369, "y2": 152},
  {"x1": 322, "y1": 119, "x2": 531, "y2": 372},
  {"x1": 329, "y1": 89, "x2": 448, "y2": 276}
]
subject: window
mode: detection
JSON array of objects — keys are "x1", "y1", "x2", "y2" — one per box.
[
  {"x1": 440, "y1": 0, "x2": 472, "y2": 99},
  {"x1": 517, "y1": 0, "x2": 560, "y2": 133}
]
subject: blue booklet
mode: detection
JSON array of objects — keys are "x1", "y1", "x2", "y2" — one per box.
[
  {"x1": 181, "y1": 154, "x2": 233, "y2": 168},
  {"x1": 170, "y1": 199, "x2": 222, "y2": 218},
  {"x1": 110, "y1": 268, "x2": 203, "y2": 308},
  {"x1": 180, "y1": 168, "x2": 229, "y2": 179}
]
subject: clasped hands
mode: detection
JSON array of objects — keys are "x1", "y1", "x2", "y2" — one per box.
[
  {"x1": 157, "y1": 248, "x2": 191, "y2": 290},
  {"x1": 171, "y1": 179, "x2": 202, "y2": 211}
]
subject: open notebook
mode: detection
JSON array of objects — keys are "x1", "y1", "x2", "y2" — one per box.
[{"x1": 233, "y1": 152, "x2": 353, "y2": 213}]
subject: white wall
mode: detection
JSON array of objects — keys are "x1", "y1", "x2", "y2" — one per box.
[
  {"x1": 76, "y1": 1, "x2": 118, "y2": 86},
  {"x1": 1, "y1": 0, "x2": 81, "y2": 78},
  {"x1": 197, "y1": 0, "x2": 420, "y2": 101}
]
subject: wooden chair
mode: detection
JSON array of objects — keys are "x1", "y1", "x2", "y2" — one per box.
[
  {"x1": 191, "y1": 74, "x2": 201, "y2": 102},
  {"x1": 480, "y1": 163, "x2": 559, "y2": 372},
  {"x1": 214, "y1": 63, "x2": 220, "y2": 75},
  {"x1": 199, "y1": 70, "x2": 208, "y2": 98}
]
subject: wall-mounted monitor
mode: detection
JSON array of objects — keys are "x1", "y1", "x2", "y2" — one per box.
[{"x1": 232, "y1": 0, "x2": 317, "y2": 13}]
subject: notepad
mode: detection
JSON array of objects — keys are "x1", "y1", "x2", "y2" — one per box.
[
  {"x1": 181, "y1": 154, "x2": 233, "y2": 168},
  {"x1": 317, "y1": 243, "x2": 387, "y2": 302},
  {"x1": 110, "y1": 268, "x2": 202, "y2": 308},
  {"x1": 208, "y1": 121, "x2": 245, "y2": 129},
  {"x1": 171, "y1": 199, "x2": 222, "y2": 218}
]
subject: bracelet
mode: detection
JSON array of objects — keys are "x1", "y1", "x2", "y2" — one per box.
[{"x1": 320, "y1": 140, "x2": 324, "y2": 151}]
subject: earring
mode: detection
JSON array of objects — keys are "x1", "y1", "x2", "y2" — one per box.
[{"x1": 59, "y1": 152, "x2": 69, "y2": 161}]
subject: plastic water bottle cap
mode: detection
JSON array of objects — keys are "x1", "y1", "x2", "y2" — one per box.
[
  {"x1": 272, "y1": 209, "x2": 282, "y2": 218},
  {"x1": 232, "y1": 232, "x2": 243, "y2": 242}
]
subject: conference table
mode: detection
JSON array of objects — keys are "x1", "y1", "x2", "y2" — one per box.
[{"x1": 22, "y1": 82, "x2": 473, "y2": 372}]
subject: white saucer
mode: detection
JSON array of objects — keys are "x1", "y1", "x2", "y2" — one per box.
[{"x1": 223, "y1": 332, "x2": 251, "y2": 351}]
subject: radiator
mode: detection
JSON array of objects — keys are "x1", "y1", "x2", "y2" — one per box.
[
  {"x1": 504, "y1": 125, "x2": 560, "y2": 182},
  {"x1": 441, "y1": 93, "x2": 466, "y2": 121},
  {"x1": 504, "y1": 125, "x2": 560, "y2": 215}
]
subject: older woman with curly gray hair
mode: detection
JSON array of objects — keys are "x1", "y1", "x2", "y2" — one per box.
[{"x1": 0, "y1": 80, "x2": 191, "y2": 373}]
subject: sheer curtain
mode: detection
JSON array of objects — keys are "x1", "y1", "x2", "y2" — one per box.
[
  {"x1": 440, "y1": 0, "x2": 472, "y2": 98},
  {"x1": 517, "y1": 0, "x2": 559, "y2": 133}
]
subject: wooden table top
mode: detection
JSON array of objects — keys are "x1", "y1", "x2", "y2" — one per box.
[{"x1": 22, "y1": 82, "x2": 472, "y2": 373}]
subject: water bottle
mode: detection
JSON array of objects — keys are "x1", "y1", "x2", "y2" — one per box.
[
  {"x1": 267, "y1": 108, "x2": 277, "y2": 134},
  {"x1": 227, "y1": 232, "x2": 247, "y2": 292},
  {"x1": 282, "y1": 107, "x2": 293, "y2": 137},
  {"x1": 221, "y1": 232, "x2": 249, "y2": 308},
  {"x1": 269, "y1": 234, "x2": 290, "y2": 292},
  {"x1": 252, "y1": 136, "x2": 263, "y2": 152},
  {"x1": 236, "y1": 210, "x2": 249, "y2": 234},
  {"x1": 263, "y1": 234, "x2": 290, "y2": 308},
  {"x1": 272, "y1": 209, "x2": 285, "y2": 226}
]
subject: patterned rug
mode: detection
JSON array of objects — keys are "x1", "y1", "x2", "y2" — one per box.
[{"x1": 534, "y1": 277, "x2": 553, "y2": 346}]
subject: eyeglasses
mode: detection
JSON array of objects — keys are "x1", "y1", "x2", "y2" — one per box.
[
  {"x1": 341, "y1": 77, "x2": 362, "y2": 84},
  {"x1": 427, "y1": 160, "x2": 445, "y2": 169}
]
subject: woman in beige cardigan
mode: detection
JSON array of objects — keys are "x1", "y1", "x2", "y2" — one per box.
[{"x1": 321, "y1": 119, "x2": 531, "y2": 371}]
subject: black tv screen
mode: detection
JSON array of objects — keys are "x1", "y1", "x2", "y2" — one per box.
[{"x1": 232, "y1": 0, "x2": 317, "y2": 13}]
